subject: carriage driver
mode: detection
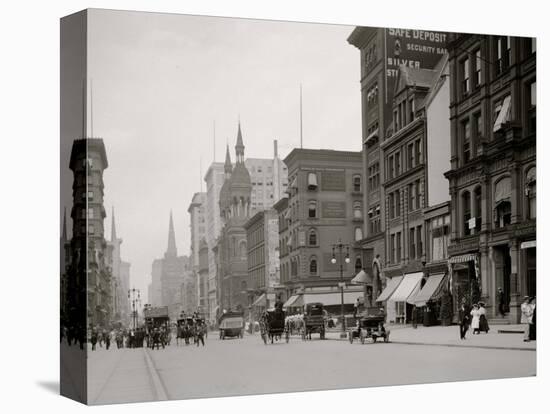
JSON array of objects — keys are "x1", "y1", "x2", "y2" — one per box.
[{"x1": 274, "y1": 295, "x2": 284, "y2": 312}]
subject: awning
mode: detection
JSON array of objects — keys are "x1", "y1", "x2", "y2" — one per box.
[
  {"x1": 251, "y1": 293, "x2": 267, "y2": 307},
  {"x1": 290, "y1": 176, "x2": 298, "y2": 188},
  {"x1": 284, "y1": 209, "x2": 291, "y2": 220},
  {"x1": 449, "y1": 253, "x2": 477, "y2": 264},
  {"x1": 376, "y1": 276, "x2": 403, "y2": 302},
  {"x1": 351, "y1": 269, "x2": 373, "y2": 285},
  {"x1": 303, "y1": 291, "x2": 363, "y2": 306},
  {"x1": 389, "y1": 272, "x2": 423, "y2": 302},
  {"x1": 307, "y1": 173, "x2": 318, "y2": 187},
  {"x1": 521, "y1": 240, "x2": 536, "y2": 250},
  {"x1": 493, "y1": 95, "x2": 511, "y2": 132},
  {"x1": 412, "y1": 273, "x2": 446, "y2": 307},
  {"x1": 364, "y1": 128, "x2": 379, "y2": 145},
  {"x1": 283, "y1": 295, "x2": 303, "y2": 308},
  {"x1": 495, "y1": 177, "x2": 511, "y2": 203}
]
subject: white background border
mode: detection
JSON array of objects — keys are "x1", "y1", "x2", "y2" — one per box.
[{"x1": 0, "y1": 0, "x2": 546, "y2": 412}]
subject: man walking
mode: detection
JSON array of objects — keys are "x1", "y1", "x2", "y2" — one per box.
[{"x1": 458, "y1": 299, "x2": 471, "y2": 340}]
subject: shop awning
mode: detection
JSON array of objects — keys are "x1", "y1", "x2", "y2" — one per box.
[
  {"x1": 389, "y1": 272, "x2": 423, "y2": 303},
  {"x1": 449, "y1": 253, "x2": 477, "y2": 264},
  {"x1": 411, "y1": 273, "x2": 446, "y2": 307},
  {"x1": 303, "y1": 291, "x2": 364, "y2": 306},
  {"x1": 375, "y1": 276, "x2": 403, "y2": 302},
  {"x1": 495, "y1": 177, "x2": 511, "y2": 203},
  {"x1": 251, "y1": 293, "x2": 267, "y2": 307},
  {"x1": 351, "y1": 269, "x2": 373, "y2": 285},
  {"x1": 283, "y1": 295, "x2": 303, "y2": 308}
]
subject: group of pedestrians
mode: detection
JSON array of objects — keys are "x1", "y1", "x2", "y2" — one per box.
[
  {"x1": 458, "y1": 300, "x2": 489, "y2": 340},
  {"x1": 521, "y1": 296, "x2": 536, "y2": 342}
]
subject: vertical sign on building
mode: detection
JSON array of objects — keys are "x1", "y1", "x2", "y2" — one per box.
[{"x1": 383, "y1": 28, "x2": 449, "y2": 129}]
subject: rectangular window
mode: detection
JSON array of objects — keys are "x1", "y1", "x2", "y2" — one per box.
[
  {"x1": 496, "y1": 36, "x2": 511, "y2": 75},
  {"x1": 528, "y1": 81, "x2": 536, "y2": 133},
  {"x1": 461, "y1": 57, "x2": 470, "y2": 94},
  {"x1": 409, "y1": 98, "x2": 415, "y2": 123},
  {"x1": 390, "y1": 234, "x2": 396, "y2": 263},
  {"x1": 395, "y1": 152, "x2": 401, "y2": 176},
  {"x1": 395, "y1": 190, "x2": 401, "y2": 217},
  {"x1": 415, "y1": 180, "x2": 421, "y2": 210},
  {"x1": 416, "y1": 225, "x2": 423, "y2": 258},
  {"x1": 474, "y1": 49, "x2": 481, "y2": 88},
  {"x1": 414, "y1": 140, "x2": 422, "y2": 165},
  {"x1": 463, "y1": 119, "x2": 471, "y2": 163},
  {"x1": 408, "y1": 143, "x2": 414, "y2": 169},
  {"x1": 408, "y1": 183, "x2": 415, "y2": 211},
  {"x1": 401, "y1": 101, "x2": 406, "y2": 128},
  {"x1": 409, "y1": 227, "x2": 416, "y2": 259},
  {"x1": 393, "y1": 109, "x2": 399, "y2": 132},
  {"x1": 396, "y1": 232, "x2": 402, "y2": 263},
  {"x1": 474, "y1": 112, "x2": 482, "y2": 144},
  {"x1": 389, "y1": 193, "x2": 395, "y2": 219},
  {"x1": 389, "y1": 155, "x2": 394, "y2": 179}
]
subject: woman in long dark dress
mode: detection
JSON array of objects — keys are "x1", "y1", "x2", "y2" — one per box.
[
  {"x1": 478, "y1": 302, "x2": 490, "y2": 333},
  {"x1": 529, "y1": 297, "x2": 536, "y2": 340}
]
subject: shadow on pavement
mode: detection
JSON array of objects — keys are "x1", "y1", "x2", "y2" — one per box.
[{"x1": 37, "y1": 380, "x2": 59, "y2": 395}]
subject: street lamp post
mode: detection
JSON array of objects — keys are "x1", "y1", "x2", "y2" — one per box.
[
  {"x1": 331, "y1": 238, "x2": 350, "y2": 339},
  {"x1": 128, "y1": 288, "x2": 141, "y2": 331}
]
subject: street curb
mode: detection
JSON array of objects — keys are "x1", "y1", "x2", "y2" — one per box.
[
  {"x1": 143, "y1": 348, "x2": 168, "y2": 401},
  {"x1": 323, "y1": 336, "x2": 535, "y2": 351}
]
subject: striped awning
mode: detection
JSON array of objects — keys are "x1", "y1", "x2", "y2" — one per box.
[
  {"x1": 448, "y1": 253, "x2": 477, "y2": 264},
  {"x1": 376, "y1": 276, "x2": 403, "y2": 302},
  {"x1": 389, "y1": 272, "x2": 423, "y2": 303},
  {"x1": 351, "y1": 269, "x2": 373, "y2": 285},
  {"x1": 252, "y1": 293, "x2": 267, "y2": 307},
  {"x1": 283, "y1": 295, "x2": 303, "y2": 308}
]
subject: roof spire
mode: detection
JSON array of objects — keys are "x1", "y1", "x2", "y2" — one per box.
[
  {"x1": 224, "y1": 144, "x2": 232, "y2": 174},
  {"x1": 111, "y1": 206, "x2": 117, "y2": 242},
  {"x1": 235, "y1": 121, "x2": 245, "y2": 163},
  {"x1": 166, "y1": 210, "x2": 177, "y2": 257}
]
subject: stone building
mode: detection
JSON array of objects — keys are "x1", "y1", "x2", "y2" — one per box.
[
  {"x1": 244, "y1": 209, "x2": 282, "y2": 315},
  {"x1": 276, "y1": 149, "x2": 366, "y2": 314},
  {"x1": 198, "y1": 239, "x2": 210, "y2": 318},
  {"x1": 347, "y1": 27, "x2": 449, "y2": 299},
  {"x1": 69, "y1": 137, "x2": 111, "y2": 328},
  {"x1": 445, "y1": 34, "x2": 536, "y2": 323}
]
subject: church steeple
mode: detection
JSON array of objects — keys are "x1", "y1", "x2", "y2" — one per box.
[
  {"x1": 111, "y1": 206, "x2": 117, "y2": 242},
  {"x1": 235, "y1": 121, "x2": 245, "y2": 164},
  {"x1": 224, "y1": 144, "x2": 232, "y2": 176},
  {"x1": 166, "y1": 210, "x2": 177, "y2": 257}
]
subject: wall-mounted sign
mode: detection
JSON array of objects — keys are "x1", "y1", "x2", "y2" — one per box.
[
  {"x1": 321, "y1": 201, "x2": 347, "y2": 218},
  {"x1": 321, "y1": 171, "x2": 346, "y2": 191}
]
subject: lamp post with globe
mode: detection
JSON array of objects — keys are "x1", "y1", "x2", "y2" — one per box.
[{"x1": 331, "y1": 238, "x2": 350, "y2": 338}]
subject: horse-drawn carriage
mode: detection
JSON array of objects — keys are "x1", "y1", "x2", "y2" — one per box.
[
  {"x1": 260, "y1": 309, "x2": 289, "y2": 344},
  {"x1": 143, "y1": 306, "x2": 170, "y2": 349},
  {"x1": 176, "y1": 316, "x2": 196, "y2": 345},
  {"x1": 301, "y1": 302, "x2": 326, "y2": 340},
  {"x1": 219, "y1": 311, "x2": 245, "y2": 340},
  {"x1": 348, "y1": 307, "x2": 390, "y2": 344}
]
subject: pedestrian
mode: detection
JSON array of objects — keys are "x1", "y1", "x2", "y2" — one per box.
[
  {"x1": 196, "y1": 322, "x2": 206, "y2": 347},
  {"x1": 478, "y1": 302, "x2": 489, "y2": 333},
  {"x1": 91, "y1": 328, "x2": 98, "y2": 351},
  {"x1": 470, "y1": 304, "x2": 481, "y2": 335},
  {"x1": 529, "y1": 297, "x2": 536, "y2": 341},
  {"x1": 458, "y1": 299, "x2": 471, "y2": 340},
  {"x1": 497, "y1": 287, "x2": 506, "y2": 317},
  {"x1": 520, "y1": 296, "x2": 533, "y2": 342},
  {"x1": 105, "y1": 330, "x2": 112, "y2": 350}
]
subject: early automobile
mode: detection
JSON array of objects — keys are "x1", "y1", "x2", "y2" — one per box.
[
  {"x1": 348, "y1": 307, "x2": 390, "y2": 344},
  {"x1": 219, "y1": 311, "x2": 245, "y2": 340}
]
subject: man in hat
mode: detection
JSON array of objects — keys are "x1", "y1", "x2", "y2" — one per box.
[
  {"x1": 458, "y1": 298, "x2": 471, "y2": 340},
  {"x1": 520, "y1": 296, "x2": 534, "y2": 342},
  {"x1": 497, "y1": 287, "x2": 506, "y2": 317}
]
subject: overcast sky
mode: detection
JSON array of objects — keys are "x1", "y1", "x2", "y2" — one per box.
[{"x1": 84, "y1": 9, "x2": 361, "y2": 298}]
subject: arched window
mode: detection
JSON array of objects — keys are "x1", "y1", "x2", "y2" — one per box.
[
  {"x1": 494, "y1": 177, "x2": 512, "y2": 228},
  {"x1": 526, "y1": 167, "x2": 536, "y2": 219},
  {"x1": 309, "y1": 256, "x2": 318, "y2": 275},
  {"x1": 353, "y1": 175, "x2": 362, "y2": 192},
  {"x1": 308, "y1": 228, "x2": 317, "y2": 246},
  {"x1": 355, "y1": 227, "x2": 363, "y2": 241},
  {"x1": 355, "y1": 256, "x2": 363, "y2": 274},
  {"x1": 462, "y1": 191, "x2": 471, "y2": 236},
  {"x1": 353, "y1": 201, "x2": 362, "y2": 219},
  {"x1": 308, "y1": 200, "x2": 317, "y2": 218}
]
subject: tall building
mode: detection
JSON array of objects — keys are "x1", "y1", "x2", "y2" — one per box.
[
  {"x1": 347, "y1": 27, "x2": 449, "y2": 297},
  {"x1": 187, "y1": 192, "x2": 206, "y2": 315},
  {"x1": 150, "y1": 258, "x2": 163, "y2": 307},
  {"x1": 198, "y1": 239, "x2": 210, "y2": 318},
  {"x1": 69, "y1": 137, "x2": 111, "y2": 328},
  {"x1": 244, "y1": 209, "x2": 282, "y2": 314},
  {"x1": 216, "y1": 123, "x2": 253, "y2": 312},
  {"x1": 445, "y1": 34, "x2": 536, "y2": 323},
  {"x1": 204, "y1": 162, "x2": 225, "y2": 322},
  {"x1": 276, "y1": 149, "x2": 366, "y2": 313}
]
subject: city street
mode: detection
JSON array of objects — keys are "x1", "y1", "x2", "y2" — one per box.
[{"x1": 87, "y1": 328, "x2": 536, "y2": 405}]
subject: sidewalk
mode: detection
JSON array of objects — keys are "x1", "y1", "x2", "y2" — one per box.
[{"x1": 325, "y1": 324, "x2": 536, "y2": 351}]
